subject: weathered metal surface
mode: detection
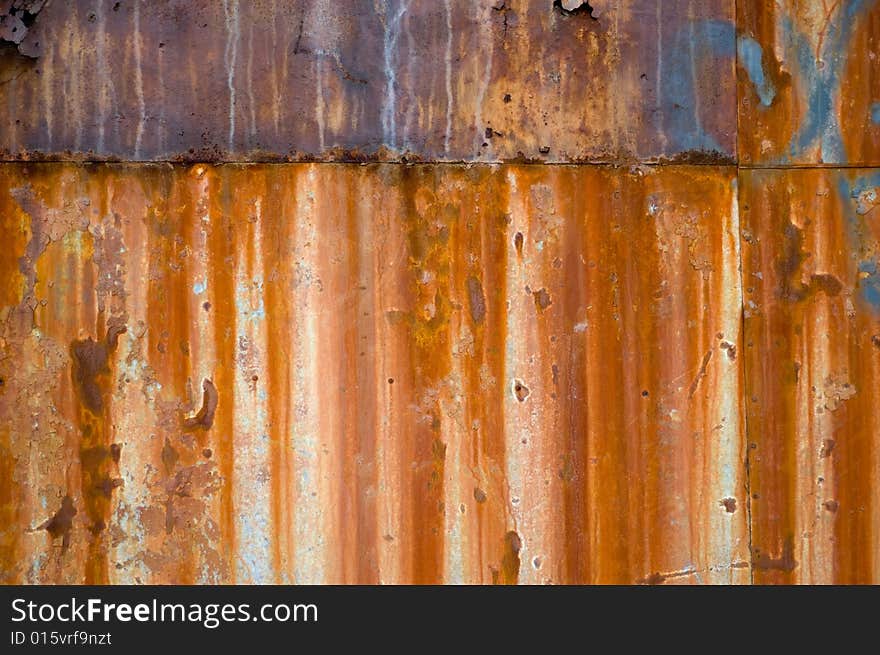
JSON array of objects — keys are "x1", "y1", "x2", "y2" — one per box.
[
  {"x1": 0, "y1": 0, "x2": 735, "y2": 163},
  {"x1": 0, "y1": 163, "x2": 747, "y2": 584},
  {"x1": 738, "y1": 0, "x2": 880, "y2": 166},
  {"x1": 741, "y1": 168, "x2": 880, "y2": 583}
]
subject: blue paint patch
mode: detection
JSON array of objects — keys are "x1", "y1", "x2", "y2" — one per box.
[
  {"x1": 858, "y1": 260, "x2": 880, "y2": 309},
  {"x1": 193, "y1": 280, "x2": 207, "y2": 295},
  {"x1": 662, "y1": 20, "x2": 735, "y2": 154},
  {"x1": 786, "y1": 0, "x2": 874, "y2": 162},
  {"x1": 838, "y1": 170, "x2": 880, "y2": 313},
  {"x1": 737, "y1": 36, "x2": 776, "y2": 107},
  {"x1": 872, "y1": 102, "x2": 880, "y2": 124}
]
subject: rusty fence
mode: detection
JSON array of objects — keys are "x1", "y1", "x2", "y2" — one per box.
[{"x1": 0, "y1": 1, "x2": 878, "y2": 584}]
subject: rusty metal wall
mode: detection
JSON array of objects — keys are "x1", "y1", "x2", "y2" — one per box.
[
  {"x1": 0, "y1": 0, "x2": 879, "y2": 585},
  {"x1": 738, "y1": 0, "x2": 880, "y2": 165},
  {"x1": 741, "y1": 168, "x2": 880, "y2": 584},
  {"x1": 0, "y1": 0, "x2": 735, "y2": 163},
  {"x1": 0, "y1": 163, "x2": 747, "y2": 584}
]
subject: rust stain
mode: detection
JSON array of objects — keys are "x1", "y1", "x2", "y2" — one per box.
[
  {"x1": 0, "y1": 0, "x2": 735, "y2": 163},
  {"x1": 37, "y1": 496, "x2": 77, "y2": 552},
  {"x1": 742, "y1": 168, "x2": 880, "y2": 584},
  {"x1": 70, "y1": 323, "x2": 126, "y2": 583},
  {"x1": 1, "y1": 1, "x2": 879, "y2": 588}
]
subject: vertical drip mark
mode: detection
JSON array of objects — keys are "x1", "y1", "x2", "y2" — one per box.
[
  {"x1": 381, "y1": 1, "x2": 411, "y2": 152},
  {"x1": 95, "y1": 0, "x2": 107, "y2": 153},
  {"x1": 316, "y1": 57, "x2": 326, "y2": 152},
  {"x1": 261, "y1": 170, "x2": 288, "y2": 582},
  {"x1": 223, "y1": 0, "x2": 240, "y2": 152},
  {"x1": 472, "y1": 4, "x2": 494, "y2": 156},
  {"x1": 655, "y1": 2, "x2": 665, "y2": 151},
  {"x1": 444, "y1": 0, "x2": 453, "y2": 156},
  {"x1": 290, "y1": 166, "x2": 324, "y2": 583},
  {"x1": 687, "y1": 2, "x2": 702, "y2": 144},
  {"x1": 734, "y1": 176, "x2": 754, "y2": 585},
  {"x1": 156, "y1": 24, "x2": 166, "y2": 154},
  {"x1": 133, "y1": 1, "x2": 145, "y2": 158},
  {"x1": 209, "y1": 168, "x2": 238, "y2": 581},
  {"x1": 270, "y1": 1, "x2": 280, "y2": 137},
  {"x1": 401, "y1": 11, "x2": 415, "y2": 153},
  {"x1": 41, "y1": 34, "x2": 54, "y2": 150},
  {"x1": 346, "y1": 171, "x2": 379, "y2": 583},
  {"x1": 247, "y1": 21, "x2": 257, "y2": 141},
  {"x1": 233, "y1": 189, "x2": 272, "y2": 583},
  {"x1": 70, "y1": 11, "x2": 83, "y2": 151}
]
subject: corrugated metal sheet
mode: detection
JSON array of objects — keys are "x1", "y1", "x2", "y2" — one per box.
[
  {"x1": 0, "y1": 163, "x2": 748, "y2": 584},
  {"x1": 738, "y1": 0, "x2": 880, "y2": 165},
  {"x1": 741, "y1": 168, "x2": 880, "y2": 583},
  {"x1": 0, "y1": 0, "x2": 735, "y2": 162},
  {"x1": 1, "y1": 1, "x2": 880, "y2": 586}
]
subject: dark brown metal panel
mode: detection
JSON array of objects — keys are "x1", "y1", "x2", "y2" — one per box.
[
  {"x1": 0, "y1": 0, "x2": 735, "y2": 162},
  {"x1": 738, "y1": 0, "x2": 880, "y2": 166},
  {"x1": 0, "y1": 163, "x2": 747, "y2": 584},
  {"x1": 741, "y1": 168, "x2": 880, "y2": 583}
]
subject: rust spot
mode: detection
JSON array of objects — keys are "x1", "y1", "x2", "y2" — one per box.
[
  {"x1": 810, "y1": 273, "x2": 843, "y2": 297},
  {"x1": 514, "y1": 231, "x2": 524, "y2": 257},
  {"x1": 720, "y1": 497, "x2": 737, "y2": 513},
  {"x1": 720, "y1": 340, "x2": 737, "y2": 361},
  {"x1": 498, "y1": 530, "x2": 522, "y2": 584},
  {"x1": 109, "y1": 443, "x2": 122, "y2": 464},
  {"x1": 776, "y1": 222, "x2": 843, "y2": 301},
  {"x1": 751, "y1": 537, "x2": 797, "y2": 572},
  {"x1": 819, "y1": 439, "x2": 835, "y2": 459},
  {"x1": 164, "y1": 498, "x2": 174, "y2": 535},
  {"x1": 513, "y1": 379, "x2": 530, "y2": 402},
  {"x1": 473, "y1": 487, "x2": 487, "y2": 503},
  {"x1": 823, "y1": 500, "x2": 839, "y2": 513},
  {"x1": 95, "y1": 476, "x2": 123, "y2": 498},
  {"x1": 71, "y1": 325, "x2": 127, "y2": 414},
  {"x1": 466, "y1": 276, "x2": 486, "y2": 324},
  {"x1": 183, "y1": 378, "x2": 218, "y2": 430},
  {"x1": 640, "y1": 571, "x2": 667, "y2": 585},
  {"x1": 532, "y1": 288, "x2": 552, "y2": 311},
  {"x1": 39, "y1": 495, "x2": 76, "y2": 551},
  {"x1": 161, "y1": 437, "x2": 179, "y2": 474},
  {"x1": 872, "y1": 335, "x2": 880, "y2": 349}
]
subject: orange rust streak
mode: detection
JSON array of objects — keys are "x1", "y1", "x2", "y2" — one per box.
[{"x1": 261, "y1": 168, "x2": 290, "y2": 583}]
